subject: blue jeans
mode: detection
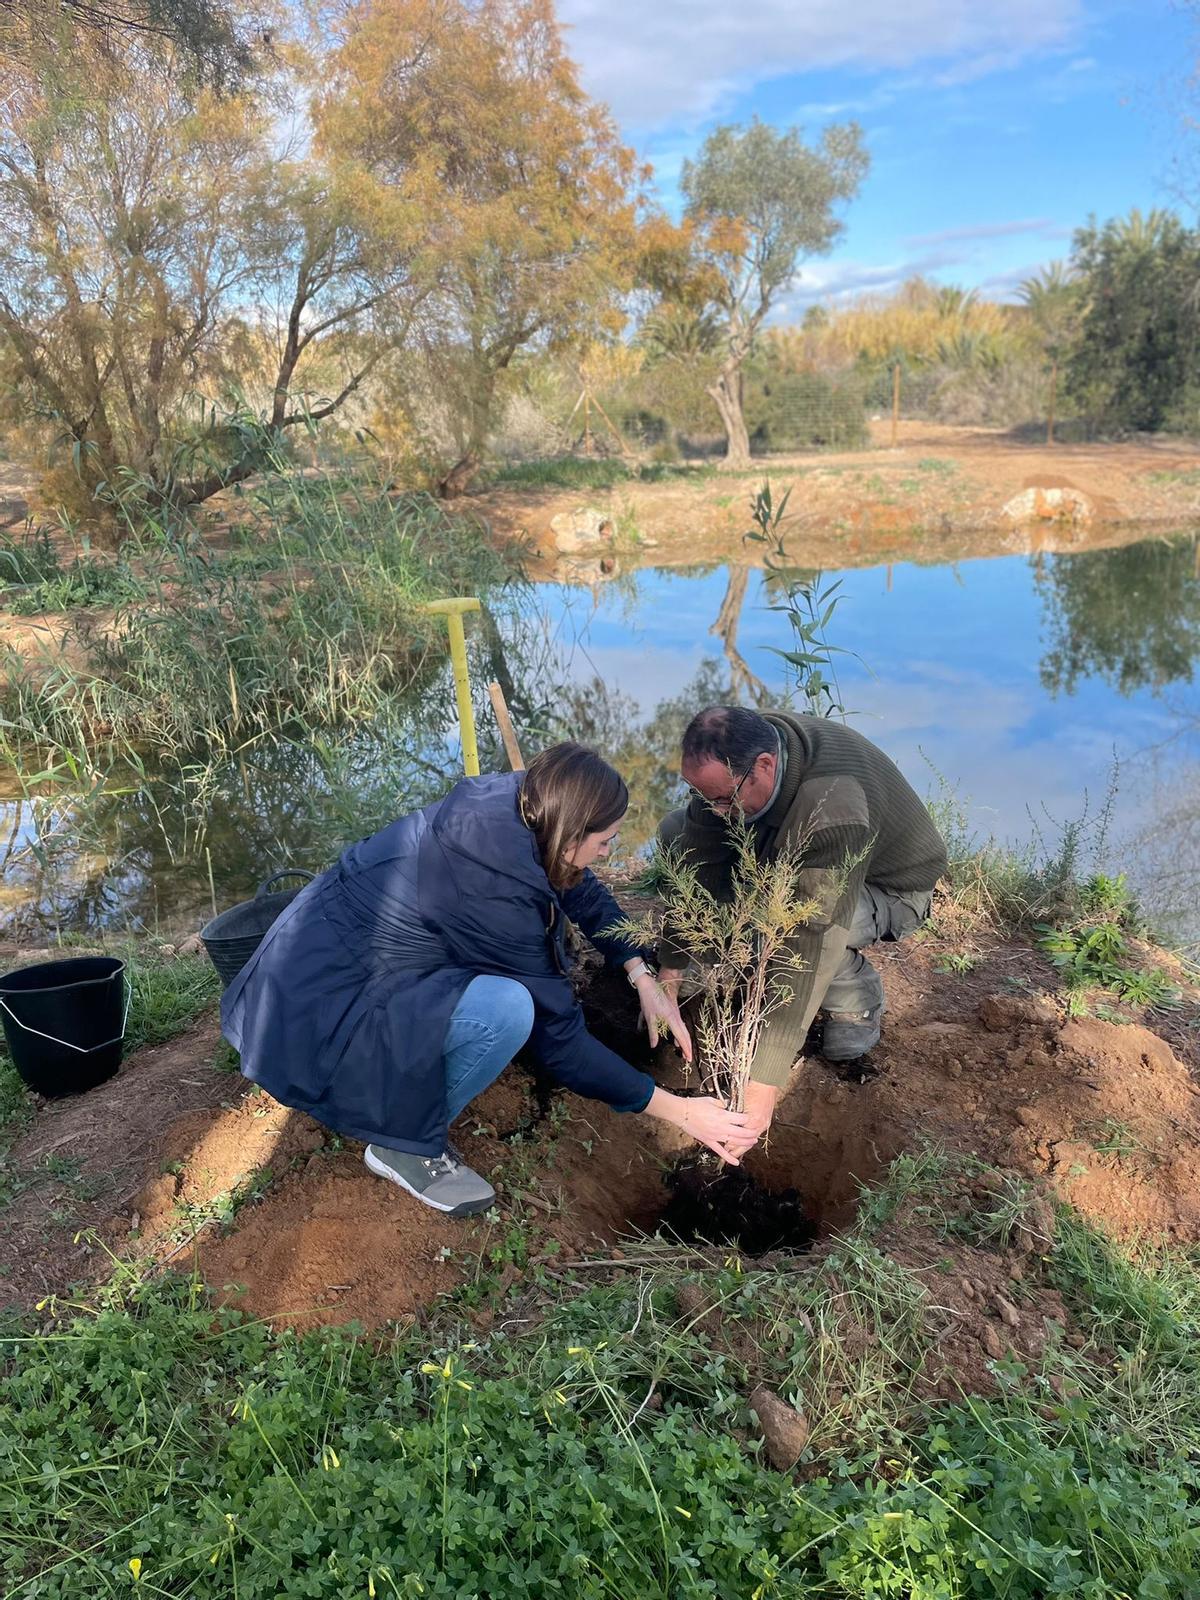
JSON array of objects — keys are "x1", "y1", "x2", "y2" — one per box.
[{"x1": 444, "y1": 975, "x2": 535, "y2": 1125}]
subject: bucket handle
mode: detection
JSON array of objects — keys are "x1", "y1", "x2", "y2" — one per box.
[
  {"x1": 0, "y1": 970, "x2": 131, "y2": 1055},
  {"x1": 255, "y1": 870, "x2": 315, "y2": 898}
]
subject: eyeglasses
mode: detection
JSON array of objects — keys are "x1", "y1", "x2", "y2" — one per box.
[{"x1": 688, "y1": 765, "x2": 753, "y2": 813}]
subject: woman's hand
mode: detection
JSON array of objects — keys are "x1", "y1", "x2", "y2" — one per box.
[
  {"x1": 633, "y1": 972, "x2": 693, "y2": 1063},
  {"x1": 644, "y1": 1088, "x2": 750, "y2": 1165}
]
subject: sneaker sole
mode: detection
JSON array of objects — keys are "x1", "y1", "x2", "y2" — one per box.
[{"x1": 364, "y1": 1147, "x2": 495, "y2": 1217}]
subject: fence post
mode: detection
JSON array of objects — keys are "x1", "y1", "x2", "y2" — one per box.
[{"x1": 890, "y1": 363, "x2": 901, "y2": 448}]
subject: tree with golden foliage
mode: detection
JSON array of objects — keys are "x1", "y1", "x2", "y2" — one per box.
[
  {"x1": 317, "y1": 0, "x2": 644, "y2": 494},
  {"x1": 0, "y1": 33, "x2": 418, "y2": 523}
]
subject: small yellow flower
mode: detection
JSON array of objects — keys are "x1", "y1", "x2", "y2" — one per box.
[
  {"x1": 321, "y1": 1444, "x2": 341, "y2": 1471},
  {"x1": 368, "y1": 1575, "x2": 376, "y2": 1598},
  {"x1": 128, "y1": 1558, "x2": 142, "y2": 1581},
  {"x1": 455, "y1": 1379, "x2": 473, "y2": 1391},
  {"x1": 420, "y1": 1361, "x2": 441, "y2": 1376},
  {"x1": 674, "y1": 1507, "x2": 692, "y2": 1519},
  {"x1": 566, "y1": 1346, "x2": 586, "y2": 1356},
  {"x1": 553, "y1": 1389, "x2": 568, "y2": 1405}
]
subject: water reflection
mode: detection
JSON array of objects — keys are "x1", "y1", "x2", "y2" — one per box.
[
  {"x1": 1034, "y1": 537, "x2": 1200, "y2": 697},
  {"x1": 5, "y1": 531, "x2": 1200, "y2": 947}
]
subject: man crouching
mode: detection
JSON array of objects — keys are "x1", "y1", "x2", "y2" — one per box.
[{"x1": 657, "y1": 705, "x2": 948, "y2": 1159}]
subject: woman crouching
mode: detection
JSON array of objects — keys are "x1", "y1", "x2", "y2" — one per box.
[{"x1": 220, "y1": 743, "x2": 747, "y2": 1215}]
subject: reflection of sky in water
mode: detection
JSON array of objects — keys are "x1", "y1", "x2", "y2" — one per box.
[
  {"x1": 551, "y1": 553, "x2": 1200, "y2": 940},
  {"x1": 6, "y1": 541, "x2": 1200, "y2": 945}
]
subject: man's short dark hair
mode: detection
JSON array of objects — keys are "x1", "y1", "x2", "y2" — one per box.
[{"x1": 681, "y1": 706, "x2": 777, "y2": 772}]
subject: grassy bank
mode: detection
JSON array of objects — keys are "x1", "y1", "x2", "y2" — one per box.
[
  {"x1": 0, "y1": 467, "x2": 520, "y2": 769},
  {"x1": 2, "y1": 1151, "x2": 1197, "y2": 1597}
]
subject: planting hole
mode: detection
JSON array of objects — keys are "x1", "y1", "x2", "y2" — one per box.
[{"x1": 659, "y1": 1160, "x2": 818, "y2": 1256}]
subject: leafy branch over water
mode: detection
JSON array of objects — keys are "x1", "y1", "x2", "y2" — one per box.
[{"x1": 744, "y1": 481, "x2": 862, "y2": 720}]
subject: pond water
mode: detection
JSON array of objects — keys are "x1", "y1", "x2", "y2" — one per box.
[{"x1": 5, "y1": 529, "x2": 1200, "y2": 947}]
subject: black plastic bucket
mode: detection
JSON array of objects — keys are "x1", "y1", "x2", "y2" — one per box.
[
  {"x1": 201, "y1": 870, "x2": 315, "y2": 988},
  {"x1": 0, "y1": 956, "x2": 128, "y2": 1097}
]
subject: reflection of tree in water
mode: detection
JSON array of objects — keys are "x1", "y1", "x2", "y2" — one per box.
[
  {"x1": 1036, "y1": 537, "x2": 1200, "y2": 697},
  {"x1": 552, "y1": 658, "x2": 754, "y2": 855},
  {"x1": 710, "y1": 566, "x2": 770, "y2": 706},
  {"x1": 6, "y1": 578, "x2": 777, "y2": 934},
  {"x1": 5, "y1": 590, "x2": 573, "y2": 936}
]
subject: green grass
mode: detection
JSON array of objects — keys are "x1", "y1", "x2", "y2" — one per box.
[
  {"x1": 0, "y1": 528, "x2": 150, "y2": 614},
  {"x1": 1, "y1": 1153, "x2": 1198, "y2": 1597},
  {"x1": 489, "y1": 456, "x2": 637, "y2": 489},
  {"x1": 924, "y1": 766, "x2": 1128, "y2": 937},
  {"x1": 1148, "y1": 468, "x2": 1200, "y2": 488},
  {"x1": 0, "y1": 463, "x2": 519, "y2": 769},
  {"x1": 486, "y1": 457, "x2": 721, "y2": 491}
]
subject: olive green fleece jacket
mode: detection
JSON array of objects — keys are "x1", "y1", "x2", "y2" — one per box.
[{"x1": 657, "y1": 711, "x2": 948, "y2": 1088}]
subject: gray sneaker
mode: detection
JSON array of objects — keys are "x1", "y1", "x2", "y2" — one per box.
[{"x1": 364, "y1": 1144, "x2": 495, "y2": 1216}]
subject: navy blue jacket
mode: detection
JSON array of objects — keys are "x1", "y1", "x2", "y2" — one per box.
[{"x1": 220, "y1": 771, "x2": 655, "y2": 1156}]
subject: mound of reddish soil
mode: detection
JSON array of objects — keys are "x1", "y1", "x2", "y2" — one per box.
[
  {"x1": 4, "y1": 933, "x2": 1200, "y2": 1353},
  {"x1": 751, "y1": 983, "x2": 1200, "y2": 1244}
]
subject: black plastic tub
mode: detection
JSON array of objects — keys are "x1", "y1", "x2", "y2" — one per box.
[{"x1": 200, "y1": 870, "x2": 315, "y2": 988}]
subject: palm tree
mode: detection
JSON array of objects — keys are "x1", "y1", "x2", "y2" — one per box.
[
  {"x1": 933, "y1": 285, "x2": 978, "y2": 321},
  {"x1": 1019, "y1": 262, "x2": 1081, "y2": 444}
]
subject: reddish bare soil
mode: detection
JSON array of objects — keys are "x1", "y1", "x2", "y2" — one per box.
[
  {"x1": 4, "y1": 915, "x2": 1200, "y2": 1362},
  {"x1": 473, "y1": 421, "x2": 1200, "y2": 583}
]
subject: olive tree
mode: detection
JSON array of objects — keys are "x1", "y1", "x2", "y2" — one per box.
[{"x1": 681, "y1": 119, "x2": 868, "y2": 467}]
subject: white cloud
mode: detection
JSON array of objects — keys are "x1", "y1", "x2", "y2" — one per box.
[
  {"x1": 904, "y1": 218, "x2": 1062, "y2": 249},
  {"x1": 558, "y1": 0, "x2": 1082, "y2": 131}
]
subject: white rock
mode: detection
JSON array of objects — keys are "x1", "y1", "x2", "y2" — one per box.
[
  {"x1": 1001, "y1": 486, "x2": 1093, "y2": 524},
  {"x1": 550, "y1": 508, "x2": 615, "y2": 553}
]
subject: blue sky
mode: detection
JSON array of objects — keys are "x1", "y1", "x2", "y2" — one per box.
[{"x1": 558, "y1": 0, "x2": 1194, "y2": 306}]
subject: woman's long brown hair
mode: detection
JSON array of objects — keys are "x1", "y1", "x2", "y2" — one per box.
[{"x1": 519, "y1": 742, "x2": 628, "y2": 891}]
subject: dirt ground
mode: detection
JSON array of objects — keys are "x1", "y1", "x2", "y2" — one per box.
[
  {"x1": 475, "y1": 420, "x2": 1200, "y2": 583},
  {"x1": 3, "y1": 423, "x2": 1197, "y2": 668},
  {"x1": 4, "y1": 904, "x2": 1200, "y2": 1379}
]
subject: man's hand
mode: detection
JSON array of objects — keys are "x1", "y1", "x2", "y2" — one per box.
[{"x1": 724, "y1": 1080, "x2": 780, "y2": 1159}]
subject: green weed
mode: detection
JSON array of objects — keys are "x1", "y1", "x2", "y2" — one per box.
[
  {"x1": 0, "y1": 464, "x2": 518, "y2": 766},
  {"x1": 925, "y1": 764, "x2": 1124, "y2": 936},
  {"x1": 3, "y1": 1155, "x2": 1199, "y2": 1597},
  {"x1": 1035, "y1": 919, "x2": 1178, "y2": 1007},
  {"x1": 0, "y1": 529, "x2": 149, "y2": 613},
  {"x1": 934, "y1": 950, "x2": 979, "y2": 975}
]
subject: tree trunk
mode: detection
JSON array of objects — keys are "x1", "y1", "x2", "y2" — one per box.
[
  {"x1": 707, "y1": 363, "x2": 751, "y2": 468},
  {"x1": 1047, "y1": 357, "x2": 1058, "y2": 446},
  {"x1": 439, "y1": 366, "x2": 496, "y2": 497},
  {"x1": 436, "y1": 452, "x2": 481, "y2": 498}
]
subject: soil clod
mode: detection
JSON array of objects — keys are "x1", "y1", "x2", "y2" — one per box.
[{"x1": 748, "y1": 1385, "x2": 810, "y2": 1470}]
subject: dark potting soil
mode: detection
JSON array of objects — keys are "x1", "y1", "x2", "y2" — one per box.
[{"x1": 660, "y1": 1160, "x2": 818, "y2": 1256}]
